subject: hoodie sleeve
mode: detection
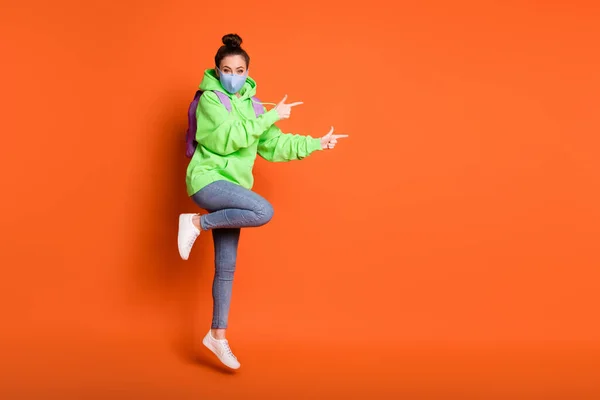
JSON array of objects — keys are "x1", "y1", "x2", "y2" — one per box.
[
  {"x1": 195, "y1": 92, "x2": 280, "y2": 155},
  {"x1": 257, "y1": 123, "x2": 323, "y2": 162}
]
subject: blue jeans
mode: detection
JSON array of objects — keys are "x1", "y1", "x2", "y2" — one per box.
[{"x1": 191, "y1": 180, "x2": 274, "y2": 329}]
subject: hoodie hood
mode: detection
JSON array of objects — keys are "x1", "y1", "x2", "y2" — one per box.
[{"x1": 199, "y1": 69, "x2": 257, "y2": 100}]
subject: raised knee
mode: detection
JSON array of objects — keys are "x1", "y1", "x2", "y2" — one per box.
[{"x1": 256, "y1": 201, "x2": 274, "y2": 226}]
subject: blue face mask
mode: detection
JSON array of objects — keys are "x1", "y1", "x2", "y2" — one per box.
[{"x1": 217, "y1": 68, "x2": 248, "y2": 94}]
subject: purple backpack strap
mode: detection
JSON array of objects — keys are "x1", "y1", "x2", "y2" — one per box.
[
  {"x1": 185, "y1": 90, "x2": 203, "y2": 158},
  {"x1": 215, "y1": 91, "x2": 262, "y2": 116},
  {"x1": 251, "y1": 96, "x2": 265, "y2": 117},
  {"x1": 185, "y1": 90, "x2": 233, "y2": 158},
  {"x1": 185, "y1": 91, "x2": 264, "y2": 158},
  {"x1": 214, "y1": 91, "x2": 232, "y2": 112}
]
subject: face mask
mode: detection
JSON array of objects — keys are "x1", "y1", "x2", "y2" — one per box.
[{"x1": 217, "y1": 68, "x2": 248, "y2": 94}]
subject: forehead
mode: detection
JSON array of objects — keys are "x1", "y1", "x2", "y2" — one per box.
[{"x1": 220, "y1": 55, "x2": 247, "y2": 69}]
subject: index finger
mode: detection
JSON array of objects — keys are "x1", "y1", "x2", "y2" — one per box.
[
  {"x1": 332, "y1": 134, "x2": 349, "y2": 139},
  {"x1": 288, "y1": 102, "x2": 304, "y2": 107}
]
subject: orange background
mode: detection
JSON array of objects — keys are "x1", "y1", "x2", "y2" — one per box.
[{"x1": 1, "y1": 0, "x2": 600, "y2": 398}]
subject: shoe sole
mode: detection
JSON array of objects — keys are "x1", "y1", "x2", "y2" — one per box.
[{"x1": 202, "y1": 336, "x2": 241, "y2": 370}]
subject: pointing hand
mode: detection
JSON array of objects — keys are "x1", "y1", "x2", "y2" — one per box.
[
  {"x1": 320, "y1": 126, "x2": 349, "y2": 150},
  {"x1": 274, "y1": 94, "x2": 303, "y2": 120}
]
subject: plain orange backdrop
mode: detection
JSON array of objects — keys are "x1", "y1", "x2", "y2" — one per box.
[{"x1": 1, "y1": 0, "x2": 599, "y2": 398}]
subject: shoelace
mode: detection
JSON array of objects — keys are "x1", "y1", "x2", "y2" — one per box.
[
  {"x1": 222, "y1": 341, "x2": 237, "y2": 359},
  {"x1": 187, "y1": 230, "x2": 198, "y2": 249}
]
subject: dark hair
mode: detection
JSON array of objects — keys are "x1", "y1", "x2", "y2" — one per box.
[{"x1": 214, "y1": 33, "x2": 250, "y2": 69}]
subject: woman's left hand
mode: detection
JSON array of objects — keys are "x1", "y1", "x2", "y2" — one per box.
[{"x1": 320, "y1": 127, "x2": 348, "y2": 150}]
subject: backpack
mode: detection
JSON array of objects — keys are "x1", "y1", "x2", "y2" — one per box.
[{"x1": 185, "y1": 90, "x2": 265, "y2": 158}]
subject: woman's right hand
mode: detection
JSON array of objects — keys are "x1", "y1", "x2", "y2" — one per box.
[{"x1": 274, "y1": 95, "x2": 303, "y2": 120}]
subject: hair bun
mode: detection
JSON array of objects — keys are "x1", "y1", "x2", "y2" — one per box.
[{"x1": 222, "y1": 33, "x2": 243, "y2": 48}]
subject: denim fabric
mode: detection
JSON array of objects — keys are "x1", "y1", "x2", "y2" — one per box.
[{"x1": 191, "y1": 180, "x2": 274, "y2": 328}]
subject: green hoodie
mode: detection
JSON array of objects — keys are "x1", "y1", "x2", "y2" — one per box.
[{"x1": 185, "y1": 69, "x2": 322, "y2": 196}]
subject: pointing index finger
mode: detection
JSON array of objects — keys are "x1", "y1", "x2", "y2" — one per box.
[{"x1": 288, "y1": 102, "x2": 304, "y2": 107}]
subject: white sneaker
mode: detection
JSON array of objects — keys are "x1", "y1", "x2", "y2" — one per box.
[
  {"x1": 178, "y1": 213, "x2": 200, "y2": 260},
  {"x1": 202, "y1": 330, "x2": 241, "y2": 370}
]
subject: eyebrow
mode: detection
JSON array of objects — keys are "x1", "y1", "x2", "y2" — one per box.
[{"x1": 222, "y1": 65, "x2": 245, "y2": 69}]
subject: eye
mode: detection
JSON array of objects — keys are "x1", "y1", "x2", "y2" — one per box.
[{"x1": 236, "y1": 70, "x2": 245, "y2": 75}]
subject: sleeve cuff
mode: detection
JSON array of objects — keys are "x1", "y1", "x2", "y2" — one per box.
[
  {"x1": 309, "y1": 137, "x2": 323, "y2": 152},
  {"x1": 262, "y1": 108, "x2": 280, "y2": 127}
]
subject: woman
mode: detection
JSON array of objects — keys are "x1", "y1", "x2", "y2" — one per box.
[{"x1": 177, "y1": 33, "x2": 347, "y2": 370}]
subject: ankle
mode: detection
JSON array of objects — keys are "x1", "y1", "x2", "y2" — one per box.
[
  {"x1": 211, "y1": 328, "x2": 226, "y2": 340},
  {"x1": 192, "y1": 215, "x2": 202, "y2": 230}
]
